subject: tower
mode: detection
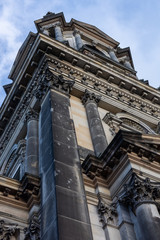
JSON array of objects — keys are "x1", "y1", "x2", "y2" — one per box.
[{"x1": 0, "y1": 12, "x2": 160, "y2": 240}]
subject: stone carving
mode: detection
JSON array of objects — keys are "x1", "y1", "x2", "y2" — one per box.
[
  {"x1": 34, "y1": 69, "x2": 75, "y2": 100},
  {"x1": 98, "y1": 198, "x2": 118, "y2": 227},
  {"x1": 103, "y1": 112, "x2": 155, "y2": 134},
  {"x1": 0, "y1": 220, "x2": 19, "y2": 240},
  {"x1": 81, "y1": 89, "x2": 101, "y2": 105},
  {"x1": 119, "y1": 173, "x2": 160, "y2": 211},
  {"x1": 121, "y1": 118, "x2": 148, "y2": 133},
  {"x1": 24, "y1": 215, "x2": 40, "y2": 240},
  {"x1": 1, "y1": 55, "x2": 160, "y2": 158},
  {"x1": 25, "y1": 108, "x2": 39, "y2": 122},
  {"x1": 3, "y1": 139, "x2": 26, "y2": 177}
]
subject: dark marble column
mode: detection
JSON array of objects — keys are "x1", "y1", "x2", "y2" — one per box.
[
  {"x1": 37, "y1": 70, "x2": 93, "y2": 240},
  {"x1": 119, "y1": 174, "x2": 160, "y2": 240},
  {"x1": 25, "y1": 108, "x2": 39, "y2": 176},
  {"x1": 136, "y1": 203, "x2": 160, "y2": 240},
  {"x1": 82, "y1": 89, "x2": 108, "y2": 157}
]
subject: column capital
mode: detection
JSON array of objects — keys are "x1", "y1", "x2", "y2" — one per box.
[
  {"x1": 34, "y1": 69, "x2": 75, "y2": 100},
  {"x1": 25, "y1": 108, "x2": 39, "y2": 122},
  {"x1": 24, "y1": 214, "x2": 40, "y2": 240},
  {"x1": 81, "y1": 89, "x2": 101, "y2": 105},
  {"x1": 119, "y1": 173, "x2": 160, "y2": 211},
  {"x1": 73, "y1": 29, "x2": 81, "y2": 36}
]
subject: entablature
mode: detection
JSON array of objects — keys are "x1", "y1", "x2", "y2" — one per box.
[{"x1": 82, "y1": 130, "x2": 160, "y2": 184}]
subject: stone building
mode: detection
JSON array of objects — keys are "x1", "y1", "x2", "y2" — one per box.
[{"x1": 0, "y1": 11, "x2": 160, "y2": 240}]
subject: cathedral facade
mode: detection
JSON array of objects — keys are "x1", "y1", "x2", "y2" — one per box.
[{"x1": 0, "y1": 12, "x2": 160, "y2": 240}]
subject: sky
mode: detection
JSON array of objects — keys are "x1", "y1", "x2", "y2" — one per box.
[{"x1": 0, "y1": 0, "x2": 160, "y2": 106}]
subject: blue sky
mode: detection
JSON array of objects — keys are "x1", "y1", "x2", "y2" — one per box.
[{"x1": 0, "y1": 0, "x2": 160, "y2": 106}]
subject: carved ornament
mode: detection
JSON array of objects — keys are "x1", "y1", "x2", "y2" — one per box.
[
  {"x1": 97, "y1": 198, "x2": 118, "y2": 227},
  {"x1": 82, "y1": 89, "x2": 101, "y2": 105},
  {"x1": 25, "y1": 108, "x2": 39, "y2": 122},
  {"x1": 0, "y1": 220, "x2": 19, "y2": 240},
  {"x1": 24, "y1": 215, "x2": 40, "y2": 240},
  {"x1": 34, "y1": 68, "x2": 75, "y2": 100},
  {"x1": 119, "y1": 173, "x2": 160, "y2": 211}
]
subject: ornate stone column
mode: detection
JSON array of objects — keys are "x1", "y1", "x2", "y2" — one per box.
[
  {"x1": 119, "y1": 174, "x2": 160, "y2": 240},
  {"x1": 82, "y1": 90, "x2": 108, "y2": 157},
  {"x1": 73, "y1": 30, "x2": 83, "y2": 50},
  {"x1": 25, "y1": 108, "x2": 39, "y2": 176},
  {"x1": 54, "y1": 23, "x2": 64, "y2": 42}
]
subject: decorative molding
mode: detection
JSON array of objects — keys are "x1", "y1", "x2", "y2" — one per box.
[
  {"x1": 118, "y1": 173, "x2": 160, "y2": 211},
  {"x1": 103, "y1": 112, "x2": 155, "y2": 134},
  {"x1": 82, "y1": 130, "x2": 160, "y2": 181},
  {"x1": 3, "y1": 139, "x2": 26, "y2": 177},
  {"x1": 0, "y1": 55, "x2": 159, "y2": 158},
  {"x1": 97, "y1": 198, "x2": 118, "y2": 227},
  {"x1": 81, "y1": 89, "x2": 101, "y2": 105},
  {"x1": 0, "y1": 174, "x2": 40, "y2": 208},
  {"x1": 0, "y1": 220, "x2": 19, "y2": 240},
  {"x1": 45, "y1": 57, "x2": 160, "y2": 117}
]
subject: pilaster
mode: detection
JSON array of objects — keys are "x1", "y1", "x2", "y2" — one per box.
[{"x1": 38, "y1": 70, "x2": 93, "y2": 240}]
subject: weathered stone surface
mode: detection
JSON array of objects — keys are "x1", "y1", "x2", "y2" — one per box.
[
  {"x1": 39, "y1": 92, "x2": 58, "y2": 239},
  {"x1": 58, "y1": 216, "x2": 93, "y2": 240},
  {"x1": 53, "y1": 141, "x2": 80, "y2": 167},
  {"x1": 39, "y1": 90, "x2": 93, "y2": 239},
  {"x1": 54, "y1": 161, "x2": 82, "y2": 191},
  {"x1": 136, "y1": 204, "x2": 160, "y2": 240}
]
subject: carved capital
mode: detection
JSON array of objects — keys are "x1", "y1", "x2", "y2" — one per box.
[
  {"x1": 35, "y1": 69, "x2": 74, "y2": 99},
  {"x1": 24, "y1": 214, "x2": 40, "y2": 240},
  {"x1": 98, "y1": 198, "x2": 118, "y2": 227},
  {"x1": 0, "y1": 220, "x2": 19, "y2": 240},
  {"x1": 119, "y1": 173, "x2": 160, "y2": 211},
  {"x1": 25, "y1": 108, "x2": 39, "y2": 122},
  {"x1": 81, "y1": 89, "x2": 101, "y2": 105}
]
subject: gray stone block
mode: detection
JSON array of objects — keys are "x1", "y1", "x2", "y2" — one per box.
[
  {"x1": 58, "y1": 215, "x2": 93, "y2": 240},
  {"x1": 56, "y1": 186, "x2": 90, "y2": 223}
]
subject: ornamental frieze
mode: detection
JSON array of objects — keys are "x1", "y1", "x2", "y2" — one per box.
[
  {"x1": 0, "y1": 55, "x2": 160, "y2": 156},
  {"x1": 48, "y1": 57, "x2": 160, "y2": 117}
]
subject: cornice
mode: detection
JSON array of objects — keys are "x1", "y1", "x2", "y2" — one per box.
[
  {"x1": 0, "y1": 174, "x2": 40, "y2": 211},
  {"x1": 1, "y1": 34, "x2": 160, "y2": 138},
  {"x1": 1, "y1": 36, "x2": 160, "y2": 154},
  {"x1": 82, "y1": 130, "x2": 160, "y2": 181}
]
